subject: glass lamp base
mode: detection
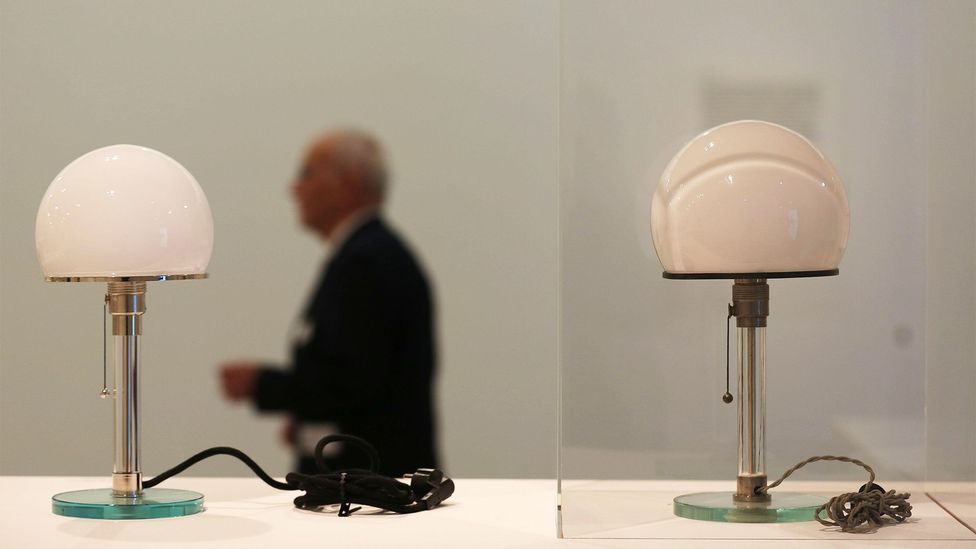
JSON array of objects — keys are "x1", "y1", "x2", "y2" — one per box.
[
  {"x1": 673, "y1": 491, "x2": 825, "y2": 523},
  {"x1": 52, "y1": 488, "x2": 204, "y2": 519}
]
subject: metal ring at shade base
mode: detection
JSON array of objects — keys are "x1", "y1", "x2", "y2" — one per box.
[
  {"x1": 52, "y1": 488, "x2": 205, "y2": 520},
  {"x1": 673, "y1": 491, "x2": 826, "y2": 523},
  {"x1": 662, "y1": 269, "x2": 838, "y2": 280},
  {"x1": 45, "y1": 274, "x2": 209, "y2": 283}
]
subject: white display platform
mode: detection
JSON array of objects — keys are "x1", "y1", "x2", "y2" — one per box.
[
  {"x1": 0, "y1": 477, "x2": 972, "y2": 548},
  {"x1": 560, "y1": 480, "x2": 976, "y2": 543}
]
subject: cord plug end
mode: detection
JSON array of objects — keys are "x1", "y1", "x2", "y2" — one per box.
[{"x1": 409, "y1": 468, "x2": 455, "y2": 509}]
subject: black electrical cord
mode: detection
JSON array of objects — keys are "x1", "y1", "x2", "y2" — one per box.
[{"x1": 143, "y1": 434, "x2": 454, "y2": 516}]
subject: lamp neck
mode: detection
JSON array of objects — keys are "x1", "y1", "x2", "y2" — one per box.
[
  {"x1": 107, "y1": 281, "x2": 146, "y2": 336},
  {"x1": 731, "y1": 278, "x2": 768, "y2": 328}
]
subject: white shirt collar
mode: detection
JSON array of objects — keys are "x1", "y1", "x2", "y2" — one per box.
[{"x1": 326, "y1": 206, "x2": 378, "y2": 256}]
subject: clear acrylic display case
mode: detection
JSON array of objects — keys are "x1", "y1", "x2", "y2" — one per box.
[{"x1": 557, "y1": 0, "x2": 975, "y2": 540}]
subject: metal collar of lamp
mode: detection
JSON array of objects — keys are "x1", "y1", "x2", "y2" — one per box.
[
  {"x1": 35, "y1": 144, "x2": 213, "y2": 519},
  {"x1": 650, "y1": 120, "x2": 850, "y2": 522}
]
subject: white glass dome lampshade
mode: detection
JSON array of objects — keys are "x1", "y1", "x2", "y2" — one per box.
[
  {"x1": 35, "y1": 144, "x2": 213, "y2": 279},
  {"x1": 650, "y1": 120, "x2": 849, "y2": 278}
]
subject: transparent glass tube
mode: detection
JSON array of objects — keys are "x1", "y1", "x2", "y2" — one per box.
[
  {"x1": 113, "y1": 331, "x2": 141, "y2": 494},
  {"x1": 737, "y1": 326, "x2": 765, "y2": 479}
]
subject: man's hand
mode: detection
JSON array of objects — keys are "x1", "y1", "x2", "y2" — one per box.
[
  {"x1": 280, "y1": 418, "x2": 298, "y2": 447},
  {"x1": 219, "y1": 361, "x2": 260, "y2": 402}
]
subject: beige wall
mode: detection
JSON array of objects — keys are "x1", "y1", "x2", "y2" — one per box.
[{"x1": 1, "y1": 1, "x2": 972, "y2": 485}]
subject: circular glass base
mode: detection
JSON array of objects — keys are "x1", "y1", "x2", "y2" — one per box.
[
  {"x1": 673, "y1": 491, "x2": 825, "y2": 523},
  {"x1": 53, "y1": 488, "x2": 204, "y2": 519}
]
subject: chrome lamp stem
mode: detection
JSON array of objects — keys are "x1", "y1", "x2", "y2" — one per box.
[{"x1": 107, "y1": 281, "x2": 146, "y2": 497}]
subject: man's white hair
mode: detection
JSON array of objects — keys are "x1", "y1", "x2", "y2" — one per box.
[{"x1": 330, "y1": 128, "x2": 388, "y2": 199}]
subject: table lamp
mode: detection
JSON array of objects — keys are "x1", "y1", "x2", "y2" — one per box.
[
  {"x1": 35, "y1": 144, "x2": 214, "y2": 519},
  {"x1": 650, "y1": 120, "x2": 850, "y2": 522}
]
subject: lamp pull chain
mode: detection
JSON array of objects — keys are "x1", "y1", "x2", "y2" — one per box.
[
  {"x1": 722, "y1": 304, "x2": 734, "y2": 403},
  {"x1": 99, "y1": 296, "x2": 111, "y2": 399}
]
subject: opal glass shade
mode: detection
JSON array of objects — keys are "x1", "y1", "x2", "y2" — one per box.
[
  {"x1": 35, "y1": 145, "x2": 213, "y2": 278},
  {"x1": 651, "y1": 120, "x2": 849, "y2": 275}
]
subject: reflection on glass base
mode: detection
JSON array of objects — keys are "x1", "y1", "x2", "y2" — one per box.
[
  {"x1": 673, "y1": 491, "x2": 825, "y2": 523},
  {"x1": 52, "y1": 488, "x2": 204, "y2": 519}
]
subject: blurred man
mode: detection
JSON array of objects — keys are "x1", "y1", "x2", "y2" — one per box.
[{"x1": 220, "y1": 129, "x2": 437, "y2": 476}]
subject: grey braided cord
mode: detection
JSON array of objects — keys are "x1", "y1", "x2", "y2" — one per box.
[
  {"x1": 761, "y1": 455, "x2": 912, "y2": 532},
  {"x1": 762, "y1": 455, "x2": 875, "y2": 492},
  {"x1": 815, "y1": 488, "x2": 912, "y2": 531}
]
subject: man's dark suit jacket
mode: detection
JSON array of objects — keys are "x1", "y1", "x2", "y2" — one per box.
[{"x1": 254, "y1": 217, "x2": 437, "y2": 476}]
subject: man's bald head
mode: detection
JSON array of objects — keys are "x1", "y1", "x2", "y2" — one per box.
[
  {"x1": 293, "y1": 129, "x2": 388, "y2": 240},
  {"x1": 306, "y1": 129, "x2": 388, "y2": 201}
]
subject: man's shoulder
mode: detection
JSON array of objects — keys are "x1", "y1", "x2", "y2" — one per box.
[
  {"x1": 341, "y1": 218, "x2": 412, "y2": 258},
  {"x1": 325, "y1": 218, "x2": 431, "y2": 301}
]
